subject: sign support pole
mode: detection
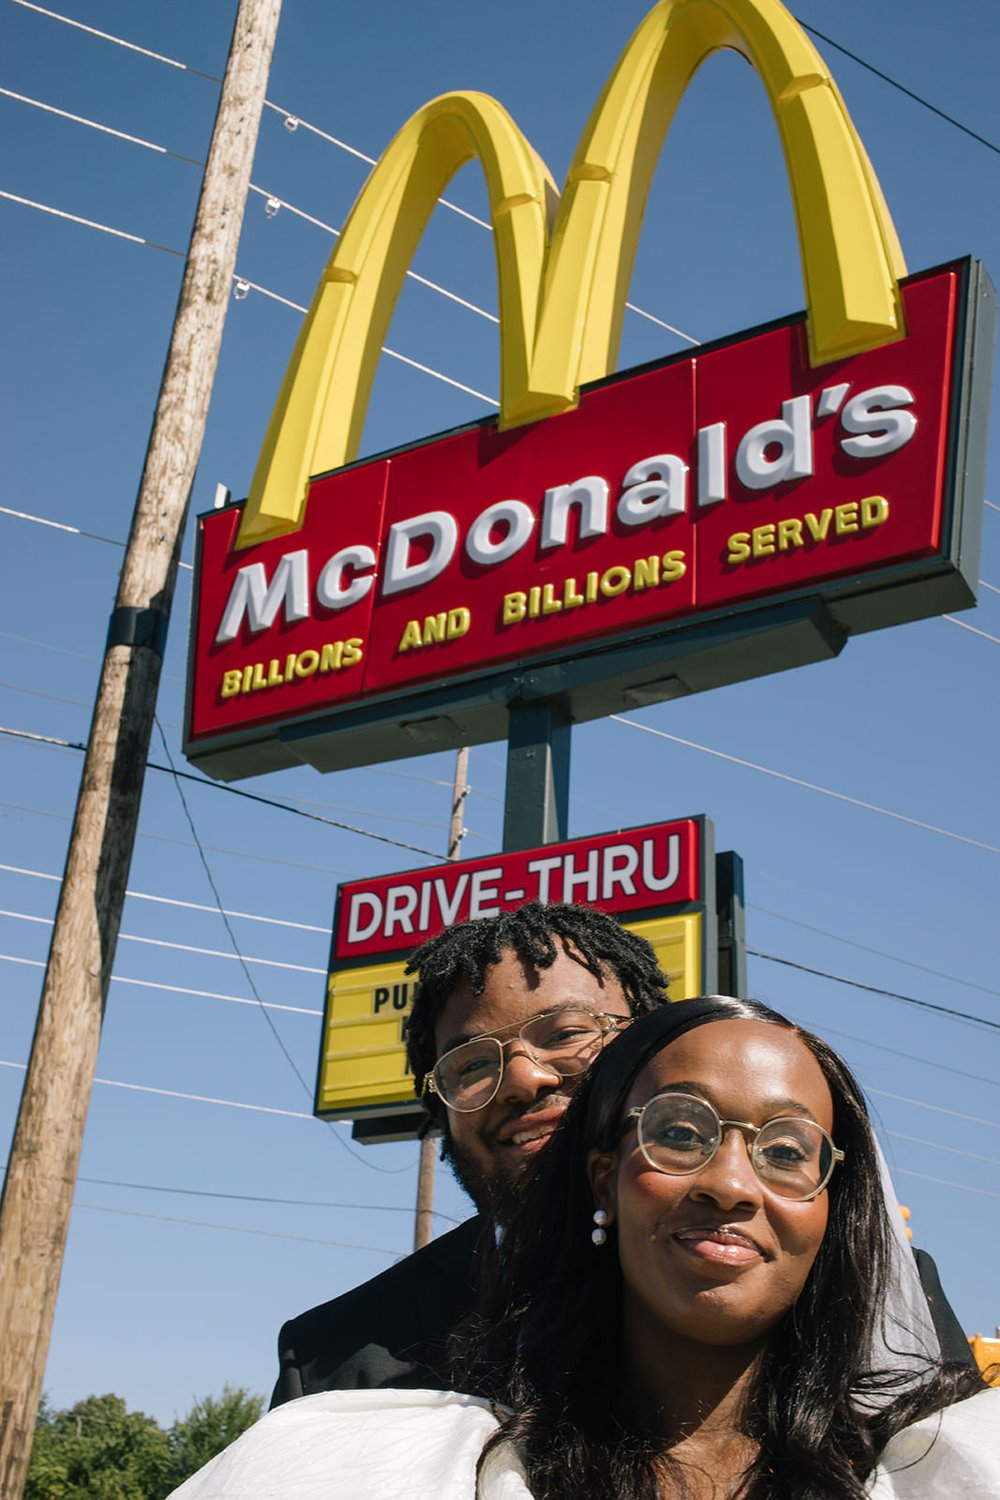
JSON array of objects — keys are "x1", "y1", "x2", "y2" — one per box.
[
  {"x1": 502, "y1": 703, "x2": 571, "y2": 853},
  {"x1": 0, "y1": 4, "x2": 282, "y2": 1492},
  {"x1": 413, "y1": 746, "x2": 469, "y2": 1250}
]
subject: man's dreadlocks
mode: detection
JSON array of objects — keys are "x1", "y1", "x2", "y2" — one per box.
[{"x1": 404, "y1": 902, "x2": 668, "y2": 1124}]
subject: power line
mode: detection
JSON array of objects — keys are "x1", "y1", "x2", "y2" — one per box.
[
  {"x1": 749, "y1": 902, "x2": 1000, "y2": 1003},
  {"x1": 8, "y1": 2, "x2": 698, "y2": 346},
  {"x1": 943, "y1": 615, "x2": 1000, "y2": 648},
  {"x1": 869, "y1": 1087, "x2": 1000, "y2": 1132},
  {"x1": 0, "y1": 862, "x2": 328, "y2": 933},
  {"x1": 0, "y1": 908, "x2": 326, "y2": 975},
  {"x1": 0, "y1": 1160, "x2": 462, "y2": 1224},
  {"x1": 0, "y1": 953, "x2": 322, "y2": 1018},
  {"x1": 794, "y1": 16, "x2": 1000, "y2": 158},
  {"x1": 748, "y1": 948, "x2": 1000, "y2": 1033},
  {"x1": 612, "y1": 716, "x2": 1000, "y2": 858},
  {"x1": 0, "y1": 723, "x2": 444, "y2": 858},
  {"x1": 72, "y1": 1202, "x2": 400, "y2": 1256},
  {"x1": 794, "y1": 1016, "x2": 1000, "y2": 1092},
  {"x1": 890, "y1": 1166, "x2": 1000, "y2": 1203}
]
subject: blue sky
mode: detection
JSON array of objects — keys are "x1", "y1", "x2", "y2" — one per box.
[{"x1": 2, "y1": 0, "x2": 999, "y2": 1423}]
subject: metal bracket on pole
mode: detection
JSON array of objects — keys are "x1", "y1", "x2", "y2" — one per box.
[{"x1": 502, "y1": 701, "x2": 571, "y2": 853}]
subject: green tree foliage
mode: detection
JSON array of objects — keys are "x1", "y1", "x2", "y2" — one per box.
[
  {"x1": 25, "y1": 1393, "x2": 170, "y2": 1500},
  {"x1": 25, "y1": 1385, "x2": 263, "y2": 1499},
  {"x1": 166, "y1": 1385, "x2": 264, "y2": 1490}
]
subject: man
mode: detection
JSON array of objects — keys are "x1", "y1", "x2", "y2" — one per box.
[
  {"x1": 270, "y1": 902, "x2": 974, "y2": 1403},
  {"x1": 270, "y1": 902, "x2": 667, "y2": 1404}
]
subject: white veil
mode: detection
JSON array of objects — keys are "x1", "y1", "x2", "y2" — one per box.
[{"x1": 866, "y1": 1137, "x2": 941, "y2": 1394}]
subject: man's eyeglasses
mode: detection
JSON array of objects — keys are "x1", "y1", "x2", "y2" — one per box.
[
  {"x1": 426, "y1": 1007, "x2": 630, "y2": 1113},
  {"x1": 622, "y1": 1091, "x2": 844, "y2": 1201}
]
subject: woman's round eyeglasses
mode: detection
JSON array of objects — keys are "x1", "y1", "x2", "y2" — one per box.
[
  {"x1": 623, "y1": 1091, "x2": 844, "y2": 1201},
  {"x1": 426, "y1": 1007, "x2": 630, "y2": 1113}
]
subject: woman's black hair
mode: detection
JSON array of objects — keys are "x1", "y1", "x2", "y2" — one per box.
[{"x1": 456, "y1": 997, "x2": 984, "y2": 1500}]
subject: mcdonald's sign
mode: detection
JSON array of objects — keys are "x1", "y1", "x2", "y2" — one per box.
[{"x1": 184, "y1": 0, "x2": 995, "y2": 780}]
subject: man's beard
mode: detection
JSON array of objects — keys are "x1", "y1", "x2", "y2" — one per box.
[{"x1": 439, "y1": 1132, "x2": 522, "y2": 1222}]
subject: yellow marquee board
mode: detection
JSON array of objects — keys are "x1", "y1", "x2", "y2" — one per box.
[{"x1": 317, "y1": 911, "x2": 704, "y2": 1118}]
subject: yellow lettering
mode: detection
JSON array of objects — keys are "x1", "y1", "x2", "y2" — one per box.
[
  {"x1": 294, "y1": 648, "x2": 320, "y2": 677},
  {"x1": 861, "y1": 495, "x2": 889, "y2": 528},
  {"x1": 541, "y1": 583, "x2": 563, "y2": 614},
  {"x1": 633, "y1": 556, "x2": 660, "y2": 591},
  {"x1": 777, "y1": 517, "x2": 804, "y2": 550},
  {"x1": 563, "y1": 577, "x2": 585, "y2": 608},
  {"x1": 342, "y1": 637, "x2": 364, "y2": 667},
  {"x1": 661, "y1": 549, "x2": 686, "y2": 581},
  {"x1": 284, "y1": 653, "x2": 296, "y2": 681},
  {"x1": 266, "y1": 658, "x2": 283, "y2": 686},
  {"x1": 251, "y1": 662, "x2": 267, "y2": 690},
  {"x1": 805, "y1": 509, "x2": 833, "y2": 541},
  {"x1": 834, "y1": 502, "x2": 859, "y2": 534},
  {"x1": 503, "y1": 592, "x2": 527, "y2": 625},
  {"x1": 528, "y1": 585, "x2": 542, "y2": 618},
  {"x1": 320, "y1": 641, "x2": 344, "y2": 671},
  {"x1": 398, "y1": 620, "x2": 422, "y2": 652},
  {"x1": 221, "y1": 669, "x2": 242, "y2": 698},
  {"x1": 751, "y1": 524, "x2": 776, "y2": 558},
  {"x1": 585, "y1": 571, "x2": 599, "y2": 603},
  {"x1": 242, "y1": 664, "x2": 254, "y2": 694},
  {"x1": 600, "y1": 565, "x2": 631, "y2": 597},
  {"x1": 446, "y1": 607, "x2": 471, "y2": 639},
  {"x1": 422, "y1": 612, "x2": 447, "y2": 645},
  {"x1": 727, "y1": 533, "x2": 751, "y2": 564}
]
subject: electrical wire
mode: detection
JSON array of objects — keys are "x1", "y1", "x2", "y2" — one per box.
[
  {"x1": 152, "y1": 718, "x2": 415, "y2": 1175},
  {"x1": 748, "y1": 902, "x2": 1000, "y2": 1002},
  {"x1": 0, "y1": 1157, "x2": 462, "y2": 1223},
  {"x1": 0, "y1": 908, "x2": 327, "y2": 975},
  {"x1": 890, "y1": 1167, "x2": 1000, "y2": 1202},
  {"x1": 748, "y1": 948, "x2": 1000, "y2": 1033},
  {"x1": 611, "y1": 716, "x2": 1000, "y2": 858},
  {"x1": 0, "y1": 862, "x2": 328, "y2": 933},
  {"x1": 789, "y1": 1014, "x2": 1000, "y2": 1093},
  {"x1": 73, "y1": 1202, "x2": 401, "y2": 1255},
  {"x1": 7, "y1": 2, "x2": 698, "y2": 345},
  {"x1": 0, "y1": 953, "x2": 322, "y2": 1017},
  {"x1": 0, "y1": 723, "x2": 444, "y2": 858},
  {"x1": 794, "y1": 16, "x2": 1000, "y2": 158},
  {"x1": 943, "y1": 615, "x2": 1000, "y2": 648}
]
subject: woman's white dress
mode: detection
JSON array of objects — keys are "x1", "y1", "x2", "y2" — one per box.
[{"x1": 168, "y1": 1386, "x2": 1000, "y2": 1498}]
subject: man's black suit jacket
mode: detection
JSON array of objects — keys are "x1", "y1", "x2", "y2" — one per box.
[
  {"x1": 271, "y1": 1215, "x2": 482, "y2": 1406},
  {"x1": 270, "y1": 1219, "x2": 974, "y2": 1407}
]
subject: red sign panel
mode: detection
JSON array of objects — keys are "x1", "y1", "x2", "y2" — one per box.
[
  {"x1": 185, "y1": 261, "x2": 988, "y2": 775},
  {"x1": 333, "y1": 817, "x2": 702, "y2": 962}
]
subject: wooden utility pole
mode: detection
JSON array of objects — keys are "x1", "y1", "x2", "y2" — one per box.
[
  {"x1": 413, "y1": 746, "x2": 469, "y2": 1251},
  {"x1": 0, "y1": 2, "x2": 282, "y2": 1491}
]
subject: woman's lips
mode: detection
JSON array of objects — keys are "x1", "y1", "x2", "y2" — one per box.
[{"x1": 672, "y1": 1226, "x2": 764, "y2": 1266}]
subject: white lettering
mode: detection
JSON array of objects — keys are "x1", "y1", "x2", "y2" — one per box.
[
  {"x1": 617, "y1": 455, "x2": 688, "y2": 525},
  {"x1": 839, "y1": 384, "x2": 916, "y2": 458},
  {"x1": 562, "y1": 849, "x2": 600, "y2": 903},
  {"x1": 215, "y1": 549, "x2": 309, "y2": 643},
  {"x1": 697, "y1": 422, "x2": 727, "y2": 508},
  {"x1": 384, "y1": 884, "x2": 418, "y2": 937},
  {"x1": 382, "y1": 511, "x2": 457, "y2": 596},
  {"x1": 465, "y1": 500, "x2": 534, "y2": 566},
  {"x1": 540, "y1": 476, "x2": 609, "y2": 549},
  {"x1": 315, "y1": 544, "x2": 376, "y2": 610},
  {"x1": 433, "y1": 873, "x2": 468, "y2": 926},
  {"x1": 469, "y1": 866, "x2": 503, "y2": 918},
  {"x1": 347, "y1": 891, "x2": 383, "y2": 945},
  {"x1": 601, "y1": 843, "x2": 639, "y2": 901},
  {"x1": 642, "y1": 834, "x2": 680, "y2": 893},
  {"x1": 735, "y1": 395, "x2": 813, "y2": 490},
  {"x1": 527, "y1": 854, "x2": 562, "y2": 903}
]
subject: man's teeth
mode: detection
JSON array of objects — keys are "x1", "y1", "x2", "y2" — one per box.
[{"x1": 511, "y1": 1124, "x2": 554, "y2": 1145}]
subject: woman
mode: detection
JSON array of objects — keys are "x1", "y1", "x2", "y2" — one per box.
[{"x1": 170, "y1": 997, "x2": 997, "y2": 1498}]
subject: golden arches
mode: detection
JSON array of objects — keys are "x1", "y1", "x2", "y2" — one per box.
[{"x1": 237, "y1": 0, "x2": 906, "y2": 547}]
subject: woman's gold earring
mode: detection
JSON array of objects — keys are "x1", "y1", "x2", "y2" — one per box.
[{"x1": 591, "y1": 1208, "x2": 609, "y2": 1246}]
